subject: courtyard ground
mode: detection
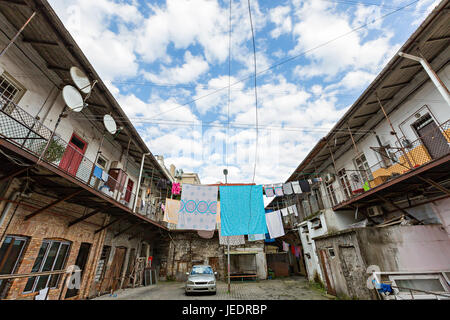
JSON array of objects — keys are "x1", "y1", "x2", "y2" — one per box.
[{"x1": 93, "y1": 276, "x2": 332, "y2": 300}]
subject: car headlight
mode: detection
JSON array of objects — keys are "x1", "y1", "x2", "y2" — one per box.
[
  {"x1": 208, "y1": 281, "x2": 215, "y2": 285},
  {"x1": 187, "y1": 281, "x2": 194, "y2": 285}
]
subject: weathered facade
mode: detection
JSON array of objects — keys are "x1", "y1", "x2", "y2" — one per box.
[
  {"x1": 266, "y1": 0, "x2": 450, "y2": 299},
  {"x1": 0, "y1": 0, "x2": 171, "y2": 300}
]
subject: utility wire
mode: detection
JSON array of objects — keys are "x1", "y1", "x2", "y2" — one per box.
[
  {"x1": 130, "y1": 0, "x2": 419, "y2": 121},
  {"x1": 226, "y1": 0, "x2": 232, "y2": 171}
]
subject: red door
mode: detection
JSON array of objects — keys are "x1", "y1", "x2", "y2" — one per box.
[
  {"x1": 59, "y1": 133, "x2": 87, "y2": 176},
  {"x1": 124, "y1": 179, "x2": 134, "y2": 203}
]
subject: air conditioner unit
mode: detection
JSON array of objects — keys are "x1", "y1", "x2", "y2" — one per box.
[
  {"x1": 310, "y1": 218, "x2": 322, "y2": 229},
  {"x1": 367, "y1": 205, "x2": 383, "y2": 217},
  {"x1": 325, "y1": 173, "x2": 335, "y2": 183}
]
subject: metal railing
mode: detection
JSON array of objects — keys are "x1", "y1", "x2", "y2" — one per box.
[
  {"x1": 0, "y1": 94, "x2": 163, "y2": 223},
  {"x1": 318, "y1": 119, "x2": 450, "y2": 209}
]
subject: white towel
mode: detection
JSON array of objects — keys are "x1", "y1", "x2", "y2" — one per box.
[
  {"x1": 281, "y1": 208, "x2": 289, "y2": 216},
  {"x1": 291, "y1": 181, "x2": 302, "y2": 194},
  {"x1": 101, "y1": 171, "x2": 109, "y2": 182},
  {"x1": 287, "y1": 206, "x2": 294, "y2": 214},
  {"x1": 265, "y1": 210, "x2": 285, "y2": 239}
]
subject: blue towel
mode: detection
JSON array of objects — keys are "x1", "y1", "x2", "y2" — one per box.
[
  {"x1": 264, "y1": 233, "x2": 275, "y2": 243},
  {"x1": 93, "y1": 166, "x2": 103, "y2": 179},
  {"x1": 219, "y1": 185, "x2": 267, "y2": 236}
]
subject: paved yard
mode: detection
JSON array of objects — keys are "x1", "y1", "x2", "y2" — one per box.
[{"x1": 94, "y1": 276, "x2": 330, "y2": 300}]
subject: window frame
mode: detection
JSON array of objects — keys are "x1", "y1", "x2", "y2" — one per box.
[
  {"x1": 0, "y1": 72, "x2": 25, "y2": 104},
  {"x1": 353, "y1": 153, "x2": 373, "y2": 182},
  {"x1": 23, "y1": 239, "x2": 71, "y2": 294},
  {"x1": 388, "y1": 274, "x2": 450, "y2": 300}
]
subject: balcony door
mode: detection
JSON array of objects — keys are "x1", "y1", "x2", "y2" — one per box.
[
  {"x1": 413, "y1": 114, "x2": 449, "y2": 160},
  {"x1": 59, "y1": 133, "x2": 87, "y2": 176}
]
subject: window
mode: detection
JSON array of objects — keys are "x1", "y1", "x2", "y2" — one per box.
[
  {"x1": 389, "y1": 274, "x2": 449, "y2": 300},
  {"x1": 96, "y1": 155, "x2": 108, "y2": 170},
  {"x1": 337, "y1": 168, "x2": 352, "y2": 200},
  {"x1": 94, "y1": 246, "x2": 111, "y2": 282},
  {"x1": 354, "y1": 153, "x2": 373, "y2": 182},
  {"x1": 0, "y1": 73, "x2": 24, "y2": 103},
  {"x1": 325, "y1": 182, "x2": 338, "y2": 207},
  {"x1": 23, "y1": 240, "x2": 71, "y2": 293},
  {"x1": 328, "y1": 248, "x2": 335, "y2": 258},
  {"x1": 0, "y1": 236, "x2": 28, "y2": 298}
]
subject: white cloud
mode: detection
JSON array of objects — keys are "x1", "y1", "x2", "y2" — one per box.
[
  {"x1": 269, "y1": 5, "x2": 292, "y2": 38},
  {"x1": 143, "y1": 51, "x2": 209, "y2": 84}
]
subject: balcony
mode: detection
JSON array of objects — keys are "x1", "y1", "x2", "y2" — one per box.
[
  {"x1": 0, "y1": 94, "x2": 165, "y2": 224},
  {"x1": 322, "y1": 119, "x2": 450, "y2": 210}
]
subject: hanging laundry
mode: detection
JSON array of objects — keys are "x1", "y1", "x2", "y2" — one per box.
[
  {"x1": 177, "y1": 184, "x2": 218, "y2": 230},
  {"x1": 274, "y1": 184, "x2": 284, "y2": 196},
  {"x1": 218, "y1": 223, "x2": 245, "y2": 246},
  {"x1": 281, "y1": 208, "x2": 289, "y2": 216},
  {"x1": 219, "y1": 185, "x2": 267, "y2": 236},
  {"x1": 363, "y1": 181, "x2": 370, "y2": 191},
  {"x1": 248, "y1": 234, "x2": 265, "y2": 241},
  {"x1": 93, "y1": 166, "x2": 103, "y2": 180},
  {"x1": 290, "y1": 205, "x2": 298, "y2": 216},
  {"x1": 291, "y1": 181, "x2": 302, "y2": 194},
  {"x1": 171, "y1": 182, "x2": 181, "y2": 195},
  {"x1": 299, "y1": 180, "x2": 311, "y2": 193},
  {"x1": 287, "y1": 206, "x2": 294, "y2": 214},
  {"x1": 163, "y1": 198, "x2": 180, "y2": 224},
  {"x1": 282, "y1": 241, "x2": 289, "y2": 252},
  {"x1": 294, "y1": 246, "x2": 301, "y2": 258},
  {"x1": 264, "y1": 185, "x2": 275, "y2": 197},
  {"x1": 265, "y1": 210, "x2": 285, "y2": 239},
  {"x1": 101, "y1": 170, "x2": 109, "y2": 182},
  {"x1": 282, "y1": 182, "x2": 293, "y2": 195},
  {"x1": 197, "y1": 230, "x2": 214, "y2": 239},
  {"x1": 216, "y1": 201, "x2": 221, "y2": 224},
  {"x1": 307, "y1": 179, "x2": 312, "y2": 184},
  {"x1": 290, "y1": 245, "x2": 296, "y2": 256},
  {"x1": 264, "y1": 233, "x2": 275, "y2": 243},
  {"x1": 312, "y1": 177, "x2": 323, "y2": 183}
]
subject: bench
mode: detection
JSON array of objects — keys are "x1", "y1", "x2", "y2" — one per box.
[{"x1": 229, "y1": 274, "x2": 258, "y2": 282}]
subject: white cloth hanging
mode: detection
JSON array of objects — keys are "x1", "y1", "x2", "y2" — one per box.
[
  {"x1": 291, "y1": 181, "x2": 302, "y2": 194},
  {"x1": 265, "y1": 210, "x2": 285, "y2": 239}
]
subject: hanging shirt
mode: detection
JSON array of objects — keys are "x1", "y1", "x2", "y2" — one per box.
[
  {"x1": 290, "y1": 205, "x2": 299, "y2": 216},
  {"x1": 282, "y1": 241, "x2": 289, "y2": 252},
  {"x1": 274, "y1": 184, "x2": 284, "y2": 196},
  {"x1": 281, "y1": 208, "x2": 289, "y2": 216},
  {"x1": 171, "y1": 182, "x2": 181, "y2": 195},
  {"x1": 265, "y1": 210, "x2": 285, "y2": 239},
  {"x1": 93, "y1": 166, "x2": 103, "y2": 179},
  {"x1": 291, "y1": 181, "x2": 302, "y2": 194},
  {"x1": 299, "y1": 180, "x2": 311, "y2": 193},
  {"x1": 282, "y1": 182, "x2": 293, "y2": 195},
  {"x1": 264, "y1": 185, "x2": 275, "y2": 197}
]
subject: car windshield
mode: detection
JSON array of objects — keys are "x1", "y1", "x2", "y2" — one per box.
[{"x1": 190, "y1": 266, "x2": 213, "y2": 275}]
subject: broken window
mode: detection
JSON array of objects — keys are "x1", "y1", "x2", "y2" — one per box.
[{"x1": 23, "y1": 240, "x2": 71, "y2": 293}]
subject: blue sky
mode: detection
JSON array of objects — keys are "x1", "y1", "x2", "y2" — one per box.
[{"x1": 48, "y1": 0, "x2": 440, "y2": 184}]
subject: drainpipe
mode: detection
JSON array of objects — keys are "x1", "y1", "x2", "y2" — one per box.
[
  {"x1": 398, "y1": 52, "x2": 450, "y2": 107},
  {"x1": 133, "y1": 153, "x2": 151, "y2": 213}
]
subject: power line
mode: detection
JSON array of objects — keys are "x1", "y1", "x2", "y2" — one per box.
[
  {"x1": 226, "y1": 0, "x2": 232, "y2": 171},
  {"x1": 139, "y1": 0, "x2": 419, "y2": 121}
]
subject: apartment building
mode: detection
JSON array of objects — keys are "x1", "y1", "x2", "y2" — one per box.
[
  {"x1": 0, "y1": 0, "x2": 172, "y2": 299},
  {"x1": 267, "y1": 1, "x2": 450, "y2": 299}
]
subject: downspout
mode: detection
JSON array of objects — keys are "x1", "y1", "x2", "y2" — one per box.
[
  {"x1": 398, "y1": 52, "x2": 450, "y2": 107},
  {"x1": 133, "y1": 153, "x2": 150, "y2": 213}
]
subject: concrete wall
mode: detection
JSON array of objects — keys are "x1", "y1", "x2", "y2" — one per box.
[{"x1": 314, "y1": 224, "x2": 450, "y2": 299}]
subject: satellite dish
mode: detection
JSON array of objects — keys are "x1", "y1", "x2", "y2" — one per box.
[
  {"x1": 103, "y1": 114, "x2": 117, "y2": 134},
  {"x1": 70, "y1": 66, "x2": 91, "y2": 94},
  {"x1": 62, "y1": 85, "x2": 84, "y2": 112}
]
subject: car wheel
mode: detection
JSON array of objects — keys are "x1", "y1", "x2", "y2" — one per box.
[{"x1": 185, "y1": 291, "x2": 191, "y2": 296}]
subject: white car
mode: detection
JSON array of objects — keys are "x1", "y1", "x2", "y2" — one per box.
[{"x1": 185, "y1": 265, "x2": 217, "y2": 295}]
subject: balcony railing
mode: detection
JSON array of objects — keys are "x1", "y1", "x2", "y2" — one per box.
[
  {"x1": 0, "y1": 94, "x2": 163, "y2": 223},
  {"x1": 320, "y1": 119, "x2": 450, "y2": 209}
]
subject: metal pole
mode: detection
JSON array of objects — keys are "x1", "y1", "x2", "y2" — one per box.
[
  {"x1": 375, "y1": 93, "x2": 413, "y2": 169},
  {"x1": 223, "y1": 170, "x2": 231, "y2": 293},
  {"x1": 133, "y1": 152, "x2": 150, "y2": 213},
  {"x1": 0, "y1": 12, "x2": 36, "y2": 58},
  {"x1": 398, "y1": 52, "x2": 450, "y2": 107}
]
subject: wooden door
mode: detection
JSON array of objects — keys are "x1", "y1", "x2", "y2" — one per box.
[
  {"x1": 59, "y1": 133, "x2": 87, "y2": 176},
  {"x1": 124, "y1": 179, "x2": 134, "y2": 203},
  {"x1": 319, "y1": 249, "x2": 336, "y2": 296},
  {"x1": 65, "y1": 242, "x2": 91, "y2": 298},
  {"x1": 105, "y1": 247, "x2": 127, "y2": 293},
  {"x1": 415, "y1": 119, "x2": 449, "y2": 160},
  {"x1": 339, "y1": 246, "x2": 366, "y2": 298}
]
